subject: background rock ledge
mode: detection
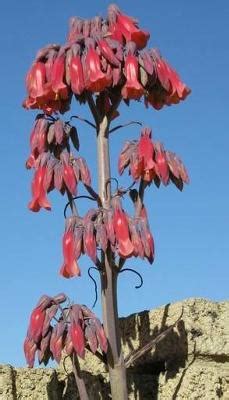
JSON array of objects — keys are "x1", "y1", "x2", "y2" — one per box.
[{"x1": 0, "y1": 298, "x2": 228, "y2": 399}]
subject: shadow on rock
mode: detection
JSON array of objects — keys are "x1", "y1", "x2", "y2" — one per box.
[{"x1": 124, "y1": 303, "x2": 189, "y2": 399}]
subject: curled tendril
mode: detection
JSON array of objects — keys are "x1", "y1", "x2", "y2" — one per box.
[
  {"x1": 105, "y1": 177, "x2": 119, "y2": 199},
  {"x1": 106, "y1": 178, "x2": 136, "y2": 200},
  {"x1": 88, "y1": 267, "x2": 101, "y2": 308},
  {"x1": 64, "y1": 195, "x2": 97, "y2": 218},
  {"x1": 63, "y1": 355, "x2": 71, "y2": 376},
  {"x1": 117, "y1": 181, "x2": 136, "y2": 196},
  {"x1": 118, "y1": 268, "x2": 143, "y2": 289},
  {"x1": 109, "y1": 120, "x2": 143, "y2": 134}
]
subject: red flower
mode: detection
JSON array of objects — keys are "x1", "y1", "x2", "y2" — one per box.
[
  {"x1": 108, "y1": 5, "x2": 149, "y2": 49},
  {"x1": 138, "y1": 127, "x2": 155, "y2": 171},
  {"x1": 69, "y1": 322, "x2": 85, "y2": 359},
  {"x1": 83, "y1": 219, "x2": 97, "y2": 263},
  {"x1": 51, "y1": 55, "x2": 68, "y2": 100},
  {"x1": 85, "y1": 47, "x2": 112, "y2": 92},
  {"x1": 146, "y1": 50, "x2": 191, "y2": 108},
  {"x1": 117, "y1": 13, "x2": 149, "y2": 49},
  {"x1": 38, "y1": 329, "x2": 52, "y2": 365},
  {"x1": 50, "y1": 321, "x2": 66, "y2": 363},
  {"x1": 24, "y1": 337, "x2": 37, "y2": 368},
  {"x1": 27, "y1": 305, "x2": 46, "y2": 343},
  {"x1": 85, "y1": 323, "x2": 98, "y2": 354},
  {"x1": 29, "y1": 117, "x2": 49, "y2": 160},
  {"x1": 63, "y1": 164, "x2": 77, "y2": 195},
  {"x1": 139, "y1": 209, "x2": 155, "y2": 264},
  {"x1": 154, "y1": 142, "x2": 169, "y2": 185},
  {"x1": 112, "y1": 198, "x2": 134, "y2": 258},
  {"x1": 129, "y1": 219, "x2": 144, "y2": 258},
  {"x1": 122, "y1": 55, "x2": 144, "y2": 100},
  {"x1": 28, "y1": 166, "x2": 51, "y2": 212},
  {"x1": 25, "y1": 62, "x2": 47, "y2": 101},
  {"x1": 70, "y1": 55, "x2": 85, "y2": 95},
  {"x1": 97, "y1": 38, "x2": 120, "y2": 67},
  {"x1": 60, "y1": 230, "x2": 81, "y2": 278}
]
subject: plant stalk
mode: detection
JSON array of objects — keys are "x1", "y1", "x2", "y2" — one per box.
[
  {"x1": 97, "y1": 115, "x2": 128, "y2": 400},
  {"x1": 71, "y1": 354, "x2": 89, "y2": 400}
]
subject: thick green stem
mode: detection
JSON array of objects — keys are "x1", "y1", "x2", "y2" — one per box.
[{"x1": 97, "y1": 116, "x2": 128, "y2": 400}]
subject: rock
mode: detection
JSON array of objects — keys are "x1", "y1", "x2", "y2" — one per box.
[{"x1": 0, "y1": 298, "x2": 228, "y2": 399}]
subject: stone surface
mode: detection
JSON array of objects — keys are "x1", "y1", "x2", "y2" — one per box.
[{"x1": 0, "y1": 298, "x2": 228, "y2": 399}]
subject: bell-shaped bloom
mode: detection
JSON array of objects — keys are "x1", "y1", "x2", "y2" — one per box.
[
  {"x1": 104, "y1": 209, "x2": 116, "y2": 245},
  {"x1": 51, "y1": 55, "x2": 68, "y2": 100},
  {"x1": 76, "y1": 157, "x2": 91, "y2": 186},
  {"x1": 129, "y1": 153, "x2": 144, "y2": 180},
  {"x1": 60, "y1": 230, "x2": 81, "y2": 278},
  {"x1": 63, "y1": 164, "x2": 77, "y2": 195},
  {"x1": 69, "y1": 322, "x2": 85, "y2": 359},
  {"x1": 118, "y1": 141, "x2": 137, "y2": 175},
  {"x1": 93, "y1": 318, "x2": 108, "y2": 353},
  {"x1": 45, "y1": 49, "x2": 57, "y2": 82},
  {"x1": 85, "y1": 47, "x2": 112, "y2": 92},
  {"x1": 27, "y1": 305, "x2": 46, "y2": 343},
  {"x1": 24, "y1": 337, "x2": 37, "y2": 368},
  {"x1": 154, "y1": 142, "x2": 169, "y2": 185},
  {"x1": 165, "y1": 150, "x2": 189, "y2": 190},
  {"x1": 139, "y1": 214, "x2": 155, "y2": 264},
  {"x1": 146, "y1": 49, "x2": 191, "y2": 108},
  {"x1": 26, "y1": 62, "x2": 47, "y2": 101},
  {"x1": 50, "y1": 321, "x2": 66, "y2": 363},
  {"x1": 38, "y1": 329, "x2": 52, "y2": 365},
  {"x1": 29, "y1": 117, "x2": 49, "y2": 158},
  {"x1": 70, "y1": 55, "x2": 85, "y2": 95},
  {"x1": 42, "y1": 304, "x2": 59, "y2": 338},
  {"x1": 138, "y1": 128, "x2": 155, "y2": 170},
  {"x1": 68, "y1": 44, "x2": 84, "y2": 92},
  {"x1": 117, "y1": 13, "x2": 150, "y2": 49},
  {"x1": 112, "y1": 198, "x2": 134, "y2": 258},
  {"x1": 122, "y1": 55, "x2": 144, "y2": 100},
  {"x1": 96, "y1": 217, "x2": 108, "y2": 253},
  {"x1": 28, "y1": 166, "x2": 52, "y2": 212},
  {"x1": 24, "y1": 62, "x2": 57, "y2": 113},
  {"x1": 164, "y1": 62, "x2": 191, "y2": 104},
  {"x1": 108, "y1": 4, "x2": 149, "y2": 49},
  {"x1": 129, "y1": 219, "x2": 144, "y2": 259},
  {"x1": 85, "y1": 323, "x2": 98, "y2": 354},
  {"x1": 53, "y1": 119, "x2": 65, "y2": 145},
  {"x1": 83, "y1": 221, "x2": 97, "y2": 263},
  {"x1": 97, "y1": 38, "x2": 120, "y2": 67}
]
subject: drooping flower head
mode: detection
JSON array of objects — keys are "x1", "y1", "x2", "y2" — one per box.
[
  {"x1": 24, "y1": 295, "x2": 108, "y2": 367},
  {"x1": 23, "y1": 4, "x2": 190, "y2": 114}
]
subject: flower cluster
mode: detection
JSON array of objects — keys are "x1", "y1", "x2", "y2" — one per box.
[
  {"x1": 24, "y1": 294, "x2": 107, "y2": 367},
  {"x1": 118, "y1": 127, "x2": 189, "y2": 190},
  {"x1": 26, "y1": 115, "x2": 91, "y2": 212},
  {"x1": 23, "y1": 4, "x2": 190, "y2": 115},
  {"x1": 61, "y1": 195, "x2": 154, "y2": 278}
]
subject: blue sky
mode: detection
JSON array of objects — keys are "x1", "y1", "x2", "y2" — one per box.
[{"x1": 0, "y1": 1, "x2": 228, "y2": 367}]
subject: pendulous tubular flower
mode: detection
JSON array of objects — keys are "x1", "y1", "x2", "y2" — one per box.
[
  {"x1": 60, "y1": 219, "x2": 81, "y2": 278},
  {"x1": 122, "y1": 53, "x2": 144, "y2": 100},
  {"x1": 112, "y1": 196, "x2": 134, "y2": 258},
  {"x1": 108, "y1": 4, "x2": 150, "y2": 49},
  {"x1": 28, "y1": 166, "x2": 51, "y2": 212}
]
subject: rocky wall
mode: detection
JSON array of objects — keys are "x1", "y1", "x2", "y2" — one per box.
[{"x1": 0, "y1": 298, "x2": 228, "y2": 399}]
